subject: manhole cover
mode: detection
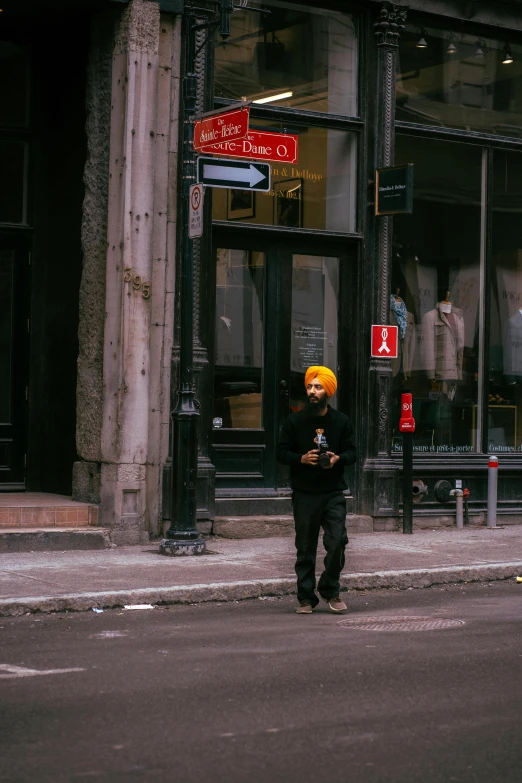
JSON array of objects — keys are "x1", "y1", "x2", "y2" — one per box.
[{"x1": 337, "y1": 616, "x2": 464, "y2": 632}]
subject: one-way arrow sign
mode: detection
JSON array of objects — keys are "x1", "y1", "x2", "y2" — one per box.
[{"x1": 197, "y1": 156, "x2": 270, "y2": 192}]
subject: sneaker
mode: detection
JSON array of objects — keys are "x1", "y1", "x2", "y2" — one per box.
[
  {"x1": 296, "y1": 601, "x2": 313, "y2": 614},
  {"x1": 325, "y1": 597, "x2": 347, "y2": 613}
]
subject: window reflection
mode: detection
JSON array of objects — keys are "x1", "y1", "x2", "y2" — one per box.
[
  {"x1": 397, "y1": 25, "x2": 522, "y2": 137},
  {"x1": 392, "y1": 137, "x2": 482, "y2": 453},
  {"x1": 214, "y1": 249, "x2": 265, "y2": 429},
  {"x1": 489, "y1": 150, "x2": 522, "y2": 453},
  {"x1": 212, "y1": 122, "x2": 357, "y2": 233},
  {"x1": 214, "y1": 0, "x2": 358, "y2": 116},
  {"x1": 290, "y1": 255, "x2": 339, "y2": 412}
]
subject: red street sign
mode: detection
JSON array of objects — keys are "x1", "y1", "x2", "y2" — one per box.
[
  {"x1": 371, "y1": 324, "x2": 399, "y2": 358},
  {"x1": 199, "y1": 129, "x2": 298, "y2": 164},
  {"x1": 193, "y1": 108, "x2": 249, "y2": 151}
]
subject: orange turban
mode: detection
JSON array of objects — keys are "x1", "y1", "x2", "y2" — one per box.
[{"x1": 304, "y1": 366, "x2": 337, "y2": 398}]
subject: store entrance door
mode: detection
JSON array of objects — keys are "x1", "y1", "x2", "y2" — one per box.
[
  {"x1": 212, "y1": 235, "x2": 349, "y2": 494},
  {"x1": 0, "y1": 233, "x2": 30, "y2": 488}
]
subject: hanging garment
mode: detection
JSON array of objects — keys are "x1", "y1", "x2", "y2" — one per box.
[
  {"x1": 390, "y1": 305, "x2": 415, "y2": 378},
  {"x1": 421, "y1": 303, "x2": 465, "y2": 380}
]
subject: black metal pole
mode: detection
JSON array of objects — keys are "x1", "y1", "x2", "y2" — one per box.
[
  {"x1": 161, "y1": 13, "x2": 205, "y2": 556},
  {"x1": 402, "y1": 430, "x2": 413, "y2": 534}
]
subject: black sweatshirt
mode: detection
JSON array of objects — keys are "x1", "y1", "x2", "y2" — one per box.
[{"x1": 276, "y1": 406, "x2": 356, "y2": 493}]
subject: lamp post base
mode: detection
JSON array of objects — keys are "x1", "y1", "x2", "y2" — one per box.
[{"x1": 159, "y1": 537, "x2": 206, "y2": 556}]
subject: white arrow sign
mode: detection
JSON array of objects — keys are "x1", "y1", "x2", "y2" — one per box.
[
  {"x1": 197, "y1": 156, "x2": 271, "y2": 191},
  {"x1": 203, "y1": 163, "x2": 266, "y2": 188}
]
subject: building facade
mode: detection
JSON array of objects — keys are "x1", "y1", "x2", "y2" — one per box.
[{"x1": 3, "y1": 0, "x2": 522, "y2": 541}]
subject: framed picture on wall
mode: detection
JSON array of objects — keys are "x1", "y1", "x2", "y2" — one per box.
[
  {"x1": 227, "y1": 189, "x2": 255, "y2": 220},
  {"x1": 274, "y1": 178, "x2": 303, "y2": 228}
]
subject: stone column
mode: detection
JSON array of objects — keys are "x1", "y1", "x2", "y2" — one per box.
[
  {"x1": 95, "y1": 0, "x2": 178, "y2": 544},
  {"x1": 362, "y1": 2, "x2": 407, "y2": 525}
]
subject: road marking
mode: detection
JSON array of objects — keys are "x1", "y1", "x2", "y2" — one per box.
[{"x1": 0, "y1": 664, "x2": 85, "y2": 679}]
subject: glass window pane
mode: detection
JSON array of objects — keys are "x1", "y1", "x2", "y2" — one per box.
[
  {"x1": 0, "y1": 141, "x2": 27, "y2": 224},
  {"x1": 397, "y1": 25, "x2": 522, "y2": 137},
  {"x1": 489, "y1": 150, "x2": 522, "y2": 454},
  {"x1": 214, "y1": 0, "x2": 358, "y2": 116},
  {"x1": 212, "y1": 123, "x2": 357, "y2": 233},
  {"x1": 0, "y1": 250, "x2": 14, "y2": 423},
  {"x1": 0, "y1": 42, "x2": 29, "y2": 127},
  {"x1": 214, "y1": 249, "x2": 264, "y2": 429},
  {"x1": 392, "y1": 137, "x2": 482, "y2": 454},
  {"x1": 290, "y1": 254, "x2": 339, "y2": 411}
]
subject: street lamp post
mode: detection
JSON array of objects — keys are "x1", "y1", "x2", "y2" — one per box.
[{"x1": 160, "y1": 2, "x2": 235, "y2": 556}]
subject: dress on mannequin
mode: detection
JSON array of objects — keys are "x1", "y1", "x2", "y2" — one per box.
[{"x1": 503, "y1": 308, "x2": 522, "y2": 382}]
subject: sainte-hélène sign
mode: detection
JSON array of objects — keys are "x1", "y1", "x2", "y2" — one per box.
[{"x1": 193, "y1": 107, "x2": 250, "y2": 151}]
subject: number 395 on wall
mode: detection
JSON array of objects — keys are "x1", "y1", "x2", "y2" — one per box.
[{"x1": 123, "y1": 268, "x2": 151, "y2": 299}]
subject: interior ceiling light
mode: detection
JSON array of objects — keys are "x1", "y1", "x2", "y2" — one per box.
[
  {"x1": 252, "y1": 91, "x2": 293, "y2": 104},
  {"x1": 502, "y1": 44, "x2": 514, "y2": 64},
  {"x1": 416, "y1": 29, "x2": 428, "y2": 48},
  {"x1": 475, "y1": 40, "x2": 486, "y2": 58},
  {"x1": 447, "y1": 37, "x2": 458, "y2": 55}
]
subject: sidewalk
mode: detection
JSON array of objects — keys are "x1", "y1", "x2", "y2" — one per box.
[{"x1": 1, "y1": 527, "x2": 521, "y2": 616}]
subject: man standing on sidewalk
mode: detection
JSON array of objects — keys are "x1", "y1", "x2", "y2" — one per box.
[{"x1": 276, "y1": 366, "x2": 356, "y2": 614}]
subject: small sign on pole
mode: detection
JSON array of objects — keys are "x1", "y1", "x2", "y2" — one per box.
[
  {"x1": 375, "y1": 163, "x2": 414, "y2": 215},
  {"x1": 188, "y1": 183, "x2": 204, "y2": 239},
  {"x1": 371, "y1": 325, "x2": 399, "y2": 358}
]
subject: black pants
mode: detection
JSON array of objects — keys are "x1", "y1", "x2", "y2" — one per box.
[{"x1": 292, "y1": 490, "x2": 348, "y2": 607}]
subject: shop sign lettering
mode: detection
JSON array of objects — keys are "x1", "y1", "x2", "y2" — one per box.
[{"x1": 375, "y1": 163, "x2": 414, "y2": 215}]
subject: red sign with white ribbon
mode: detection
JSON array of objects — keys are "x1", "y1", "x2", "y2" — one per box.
[
  {"x1": 200, "y1": 129, "x2": 298, "y2": 164},
  {"x1": 371, "y1": 324, "x2": 399, "y2": 359},
  {"x1": 194, "y1": 108, "x2": 249, "y2": 151}
]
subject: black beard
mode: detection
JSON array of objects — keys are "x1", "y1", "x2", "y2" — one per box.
[{"x1": 304, "y1": 398, "x2": 328, "y2": 417}]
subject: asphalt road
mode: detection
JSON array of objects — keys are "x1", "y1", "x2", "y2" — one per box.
[{"x1": 0, "y1": 582, "x2": 521, "y2": 783}]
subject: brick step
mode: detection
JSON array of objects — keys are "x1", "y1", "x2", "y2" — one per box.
[{"x1": 0, "y1": 493, "x2": 98, "y2": 529}]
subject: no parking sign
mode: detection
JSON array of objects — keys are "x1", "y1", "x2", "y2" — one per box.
[{"x1": 189, "y1": 184, "x2": 204, "y2": 238}]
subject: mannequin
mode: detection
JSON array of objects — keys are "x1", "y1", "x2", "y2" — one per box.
[
  {"x1": 503, "y1": 306, "x2": 522, "y2": 382},
  {"x1": 421, "y1": 291, "x2": 465, "y2": 381},
  {"x1": 389, "y1": 288, "x2": 415, "y2": 379}
]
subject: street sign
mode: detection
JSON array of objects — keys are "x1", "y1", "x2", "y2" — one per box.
[
  {"x1": 200, "y1": 129, "x2": 298, "y2": 164},
  {"x1": 371, "y1": 324, "x2": 399, "y2": 358},
  {"x1": 197, "y1": 156, "x2": 271, "y2": 191},
  {"x1": 188, "y1": 183, "x2": 204, "y2": 238},
  {"x1": 375, "y1": 163, "x2": 414, "y2": 215},
  {"x1": 193, "y1": 107, "x2": 249, "y2": 151}
]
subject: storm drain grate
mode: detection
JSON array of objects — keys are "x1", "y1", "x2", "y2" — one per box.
[{"x1": 337, "y1": 616, "x2": 465, "y2": 632}]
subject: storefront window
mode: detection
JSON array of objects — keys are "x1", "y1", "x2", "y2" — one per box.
[
  {"x1": 0, "y1": 42, "x2": 29, "y2": 128},
  {"x1": 214, "y1": 0, "x2": 358, "y2": 116},
  {"x1": 488, "y1": 149, "x2": 522, "y2": 454},
  {"x1": 214, "y1": 249, "x2": 265, "y2": 429},
  {"x1": 392, "y1": 137, "x2": 483, "y2": 454},
  {"x1": 212, "y1": 123, "x2": 357, "y2": 233},
  {"x1": 0, "y1": 140, "x2": 27, "y2": 224},
  {"x1": 397, "y1": 25, "x2": 522, "y2": 137}
]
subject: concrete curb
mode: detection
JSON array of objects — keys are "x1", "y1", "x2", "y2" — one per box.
[{"x1": 1, "y1": 561, "x2": 521, "y2": 616}]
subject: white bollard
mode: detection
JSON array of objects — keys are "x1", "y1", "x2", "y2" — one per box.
[{"x1": 487, "y1": 455, "x2": 498, "y2": 528}]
